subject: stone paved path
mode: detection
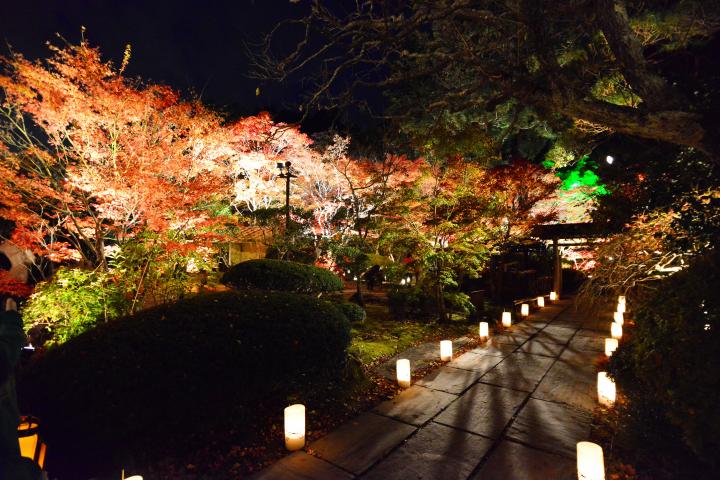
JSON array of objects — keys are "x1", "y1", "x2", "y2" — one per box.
[{"x1": 253, "y1": 298, "x2": 607, "y2": 480}]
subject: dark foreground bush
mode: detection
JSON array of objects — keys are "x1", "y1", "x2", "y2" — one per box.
[
  {"x1": 18, "y1": 291, "x2": 351, "y2": 476},
  {"x1": 222, "y1": 259, "x2": 343, "y2": 294},
  {"x1": 609, "y1": 250, "x2": 720, "y2": 472}
]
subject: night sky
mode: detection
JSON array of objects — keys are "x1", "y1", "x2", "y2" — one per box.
[{"x1": 0, "y1": 0, "x2": 315, "y2": 117}]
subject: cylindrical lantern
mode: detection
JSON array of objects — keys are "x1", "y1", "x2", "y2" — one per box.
[
  {"x1": 613, "y1": 311, "x2": 624, "y2": 325},
  {"x1": 604, "y1": 338, "x2": 619, "y2": 357},
  {"x1": 537, "y1": 296, "x2": 545, "y2": 308},
  {"x1": 17, "y1": 416, "x2": 46, "y2": 469},
  {"x1": 440, "y1": 340, "x2": 453, "y2": 361},
  {"x1": 284, "y1": 404, "x2": 306, "y2": 451},
  {"x1": 617, "y1": 302, "x2": 625, "y2": 314},
  {"x1": 610, "y1": 322, "x2": 622, "y2": 340},
  {"x1": 577, "y1": 441, "x2": 605, "y2": 480},
  {"x1": 502, "y1": 311, "x2": 512, "y2": 327},
  {"x1": 597, "y1": 372, "x2": 616, "y2": 406},
  {"x1": 126, "y1": 477, "x2": 144, "y2": 480},
  {"x1": 618, "y1": 295, "x2": 626, "y2": 306},
  {"x1": 400, "y1": 278, "x2": 406, "y2": 286},
  {"x1": 520, "y1": 303, "x2": 529, "y2": 317},
  {"x1": 549, "y1": 291, "x2": 557, "y2": 302},
  {"x1": 396, "y1": 359, "x2": 411, "y2": 388},
  {"x1": 406, "y1": 276, "x2": 411, "y2": 284},
  {"x1": 479, "y1": 321, "x2": 489, "y2": 339}
]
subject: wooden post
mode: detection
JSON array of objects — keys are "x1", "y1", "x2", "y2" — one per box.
[{"x1": 553, "y1": 237, "x2": 562, "y2": 295}]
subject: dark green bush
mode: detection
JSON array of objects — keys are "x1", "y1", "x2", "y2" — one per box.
[
  {"x1": 338, "y1": 302, "x2": 366, "y2": 323},
  {"x1": 221, "y1": 259, "x2": 343, "y2": 294},
  {"x1": 18, "y1": 291, "x2": 351, "y2": 474},
  {"x1": 609, "y1": 251, "x2": 720, "y2": 469},
  {"x1": 388, "y1": 286, "x2": 437, "y2": 319}
]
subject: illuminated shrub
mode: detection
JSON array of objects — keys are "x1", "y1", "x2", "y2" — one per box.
[
  {"x1": 609, "y1": 251, "x2": 720, "y2": 469},
  {"x1": 22, "y1": 268, "x2": 128, "y2": 344},
  {"x1": 222, "y1": 259, "x2": 343, "y2": 294},
  {"x1": 18, "y1": 291, "x2": 351, "y2": 473}
]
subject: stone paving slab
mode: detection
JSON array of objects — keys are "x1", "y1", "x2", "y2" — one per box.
[
  {"x1": 518, "y1": 340, "x2": 565, "y2": 357},
  {"x1": 471, "y1": 340, "x2": 518, "y2": 357},
  {"x1": 374, "y1": 385, "x2": 457, "y2": 426},
  {"x1": 416, "y1": 366, "x2": 484, "y2": 394},
  {"x1": 533, "y1": 326, "x2": 576, "y2": 344},
  {"x1": 506, "y1": 398, "x2": 592, "y2": 458},
  {"x1": 447, "y1": 350, "x2": 504, "y2": 373},
  {"x1": 480, "y1": 352, "x2": 555, "y2": 392},
  {"x1": 362, "y1": 422, "x2": 493, "y2": 480},
  {"x1": 434, "y1": 383, "x2": 528, "y2": 438},
  {"x1": 532, "y1": 362, "x2": 596, "y2": 411},
  {"x1": 568, "y1": 333, "x2": 605, "y2": 352},
  {"x1": 310, "y1": 412, "x2": 416, "y2": 475},
  {"x1": 471, "y1": 440, "x2": 576, "y2": 480},
  {"x1": 492, "y1": 331, "x2": 532, "y2": 345},
  {"x1": 250, "y1": 451, "x2": 354, "y2": 480}
]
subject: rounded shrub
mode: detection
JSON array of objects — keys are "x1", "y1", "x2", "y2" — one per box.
[
  {"x1": 338, "y1": 302, "x2": 366, "y2": 323},
  {"x1": 221, "y1": 259, "x2": 343, "y2": 294},
  {"x1": 18, "y1": 291, "x2": 351, "y2": 474}
]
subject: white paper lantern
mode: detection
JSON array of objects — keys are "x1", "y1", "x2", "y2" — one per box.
[
  {"x1": 440, "y1": 340, "x2": 453, "y2": 361},
  {"x1": 577, "y1": 441, "x2": 605, "y2": 480},
  {"x1": 400, "y1": 278, "x2": 406, "y2": 286},
  {"x1": 521, "y1": 303, "x2": 529, "y2": 317},
  {"x1": 610, "y1": 322, "x2": 622, "y2": 340},
  {"x1": 613, "y1": 311, "x2": 624, "y2": 325},
  {"x1": 604, "y1": 338, "x2": 619, "y2": 357},
  {"x1": 537, "y1": 296, "x2": 545, "y2": 308},
  {"x1": 502, "y1": 311, "x2": 512, "y2": 327},
  {"x1": 396, "y1": 359, "x2": 411, "y2": 388},
  {"x1": 617, "y1": 302, "x2": 625, "y2": 314},
  {"x1": 597, "y1": 372, "x2": 616, "y2": 406},
  {"x1": 550, "y1": 291, "x2": 557, "y2": 302},
  {"x1": 284, "y1": 404, "x2": 306, "y2": 451},
  {"x1": 479, "y1": 321, "x2": 489, "y2": 339}
]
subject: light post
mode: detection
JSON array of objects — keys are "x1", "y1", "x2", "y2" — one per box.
[{"x1": 276, "y1": 161, "x2": 297, "y2": 232}]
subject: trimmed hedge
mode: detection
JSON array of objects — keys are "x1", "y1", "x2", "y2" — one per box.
[
  {"x1": 18, "y1": 291, "x2": 351, "y2": 474},
  {"x1": 222, "y1": 259, "x2": 343, "y2": 294}
]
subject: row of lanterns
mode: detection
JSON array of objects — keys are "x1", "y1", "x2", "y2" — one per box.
[
  {"x1": 283, "y1": 291, "x2": 622, "y2": 480},
  {"x1": 282, "y1": 291, "x2": 560, "y2": 451},
  {"x1": 583, "y1": 295, "x2": 629, "y2": 479}
]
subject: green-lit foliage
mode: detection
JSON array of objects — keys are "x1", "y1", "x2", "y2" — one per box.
[
  {"x1": 546, "y1": 154, "x2": 609, "y2": 196},
  {"x1": 23, "y1": 268, "x2": 128, "y2": 344},
  {"x1": 591, "y1": 73, "x2": 641, "y2": 107}
]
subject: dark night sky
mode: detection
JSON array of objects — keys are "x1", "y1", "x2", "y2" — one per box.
[{"x1": 0, "y1": 0, "x2": 315, "y2": 117}]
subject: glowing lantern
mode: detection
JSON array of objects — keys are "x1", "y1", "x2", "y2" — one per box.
[
  {"x1": 613, "y1": 311, "x2": 624, "y2": 325},
  {"x1": 597, "y1": 372, "x2": 616, "y2": 406},
  {"x1": 440, "y1": 340, "x2": 453, "y2": 361},
  {"x1": 618, "y1": 295, "x2": 625, "y2": 306},
  {"x1": 521, "y1": 304, "x2": 529, "y2": 317},
  {"x1": 18, "y1": 416, "x2": 46, "y2": 469},
  {"x1": 537, "y1": 296, "x2": 545, "y2": 308},
  {"x1": 550, "y1": 291, "x2": 557, "y2": 302},
  {"x1": 610, "y1": 322, "x2": 622, "y2": 340},
  {"x1": 617, "y1": 302, "x2": 625, "y2": 314},
  {"x1": 502, "y1": 311, "x2": 512, "y2": 327},
  {"x1": 604, "y1": 338, "x2": 618, "y2": 357},
  {"x1": 479, "y1": 321, "x2": 489, "y2": 339},
  {"x1": 406, "y1": 276, "x2": 412, "y2": 284},
  {"x1": 284, "y1": 404, "x2": 306, "y2": 451},
  {"x1": 396, "y1": 359, "x2": 411, "y2": 388},
  {"x1": 400, "y1": 278, "x2": 406, "y2": 286},
  {"x1": 577, "y1": 441, "x2": 605, "y2": 480},
  {"x1": 125, "y1": 477, "x2": 144, "y2": 480}
]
